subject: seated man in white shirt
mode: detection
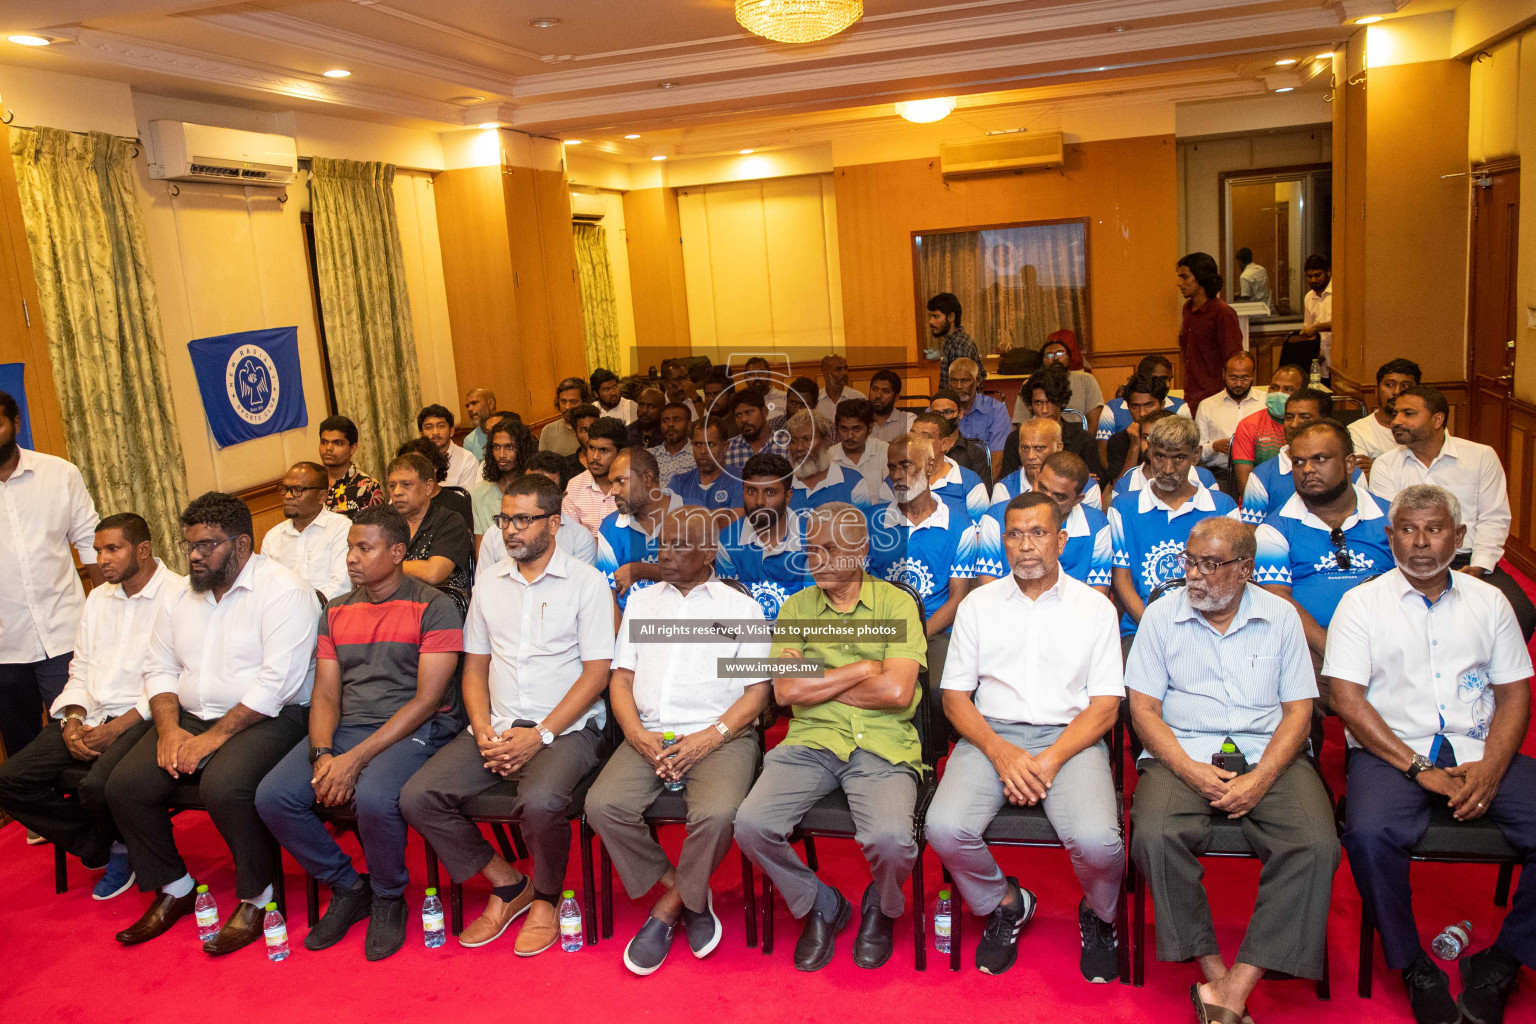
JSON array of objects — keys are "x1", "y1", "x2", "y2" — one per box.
[
  {"x1": 0, "y1": 513, "x2": 182, "y2": 900},
  {"x1": 1194, "y1": 351, "x2": 1266, "y2": 480},
  {"x1": 477, "y1": 460, "x2": 597, "y2": 578},
  {"x1": 108, "y1": 492, "x2": 318, "y2": 953},
  {"x1": 1328, "y1": 484, "x2": 1536, "y2": 1024},
  {"x1": 1348, "y1": 357, "x2": 1421, "y2": 477},
  {"x1": 925, "y1": 492, "x2": 1125, "y2": 981},
  {"x1": 402, "y1": 474, "x2": 615, "y2": 956},
  {"x1": 418, "y1": 403, "x2": 481, "y2": 492},
  {"x1": 830, "y1": 398, "x2": 889, "y2": 488},
  {"x1": 586, "y1": 508, "x2": 772, "y2": 975},
  {"x1": 1368, "y1": 385, "x2": 1536, "y2": 641},
  {"x1": 261, "y1": 461, "x2": 352, "y2": 604}
]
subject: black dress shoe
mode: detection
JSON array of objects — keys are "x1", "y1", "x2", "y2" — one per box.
[
  {"x1": 1459, "y1": 945, "x2": 1522, "y2": 1024},
  {"x1": 1402, "y1": 951, "x2": 1460, "y2": 1024},
  {"x1": 203, "y1": 901, "x2": 265, "y2": 956},
  {"x1": 793, "y1": 888, "x2": 851, "y2": 972},
  {"x1": 305, "y1": 875, "x2": 373, "y2": 951},
  {"x1": 116, "y1": 888, "x2": 197, "y2": 945},
  {"x1": 364, "y1": 896, "x2": 407, "y2": 962},
  {"x1": 852, "y1": 883, "x2": 895, "y2": 969}
]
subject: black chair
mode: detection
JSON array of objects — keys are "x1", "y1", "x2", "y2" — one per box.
[
  {"x1": 758, "y1": 579, "x2": 940, "y2": 970},
  {"x1": 300, "y1": 803, "x2": 442, "y2": 928},
  {"x1": 1328, "y1": 395, "x2": 1367, "y2": 427}
]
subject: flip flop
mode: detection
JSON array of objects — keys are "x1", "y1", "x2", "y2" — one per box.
[{"x1": 1189, "y1": 983, "x2": 1245, "y2": 1024}]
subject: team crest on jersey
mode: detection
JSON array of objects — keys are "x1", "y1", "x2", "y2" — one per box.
[
  {"x1": 1312, "y1": 549, "x2": 1375, "y2": 574},
  {"x1": 1141, "y1": 539, "x2": 1186, "y2": 590},
  {"x1": 884, "y1": 557, "x2": 935, "y2": 597},
  {"x1": 751, "y1": 582, "x2": 791, "y2": 620},
  {"x1": 1459, "y1": 667, "x2": 1494, "y2": 740}
]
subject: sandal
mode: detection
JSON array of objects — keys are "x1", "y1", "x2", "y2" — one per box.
[{"x1": 1189, "y1": 983, "x2": 1245, "y2": 1024}]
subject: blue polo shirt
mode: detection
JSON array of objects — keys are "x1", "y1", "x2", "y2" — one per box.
[
  {"x1": 1112, "y1": 464, "x2": 1217, "y2": 499},
  {"x1": 990, "y1": 467, "x2": 1103, "y2": 513},
  {"x1": 791, "y1": 463, "x2": 882, "y2": 514},
  {"x1": 975, "y1": 500, "x2": 1113, "y2": 586},
  {"x1": 1240, "y1": 447, "x2": 1365, "y2": 525},
  {"x1": 670, "y1": 467, "x2": 743, "y2": 513},
  {"x1": 1110, "y1": 483, "x2": 1239, "y2": 635},
  {"x1": 1095, "y1": 395, "x2": 1190, "y2": 441},
  {"x1": 866, "y1": 499, "x2": 979, "y2": 630},
  {"x1": 595, "y1": 491, "x2": 683, "y2": 611},
  {"x1": 930, "y1": 458, "x2": 990, "y2": 523},
  {"x1": 1253, "y1": 484, "x2": 1392, "y2": 627},
  {"x1": 715, "y1": 512, "x2": 812, "y2": 620},
  {"x1": 957, "y1": 394, "x2": 1013, "y2": 453}
]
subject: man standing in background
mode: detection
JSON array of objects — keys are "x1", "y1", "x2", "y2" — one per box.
[
  {"x1": 929, "y1": 292, "x2": 979, "y2": 392},
  {"x1": 1234, "y1": 247, "x2": 1273, "y2": 313},
  {"x1": 1176, "y1": 253, "x2": 1244, "y2": 411},
  {"x1": 1298, "y1": 255, "x2": 1333, "y2": 375}
]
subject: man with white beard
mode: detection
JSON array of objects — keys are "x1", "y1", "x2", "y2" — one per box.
[
  {"x1": 924, "y1": 492, "x2": 1125, "y2": 980},
  {"x1": 1126, "y1": 517, "x2": 1337, "y2": 1024},
  {"x1": 785, "y1": 410, "x2": 882, "y2": 513}
]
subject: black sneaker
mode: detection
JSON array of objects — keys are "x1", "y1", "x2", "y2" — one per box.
[
  {"x1": 975, "y1": 877, "x2": 1035, "y2": 976},
  {"x1": 1402, "y1": 950, "x2": 1460, "y2": 1024},
  {"x1": 623, "y1": 915, "x2": 676, "y2": 976},
  {"x1": 1078, "y1": 897, "x2": 1118, "y2": 983},
  {"x1": 364, "y1": 896, "x2": 407, "y2": 961},
  {"x1": 679, "y1": 890, "x2": 722, "y2": 959},
  {"x1": 304, "y1": 875, "x2": 373, "y2": 951},
  {"x1": 1459, "y1": 945, "x2": 1522, "y2": 1024}
]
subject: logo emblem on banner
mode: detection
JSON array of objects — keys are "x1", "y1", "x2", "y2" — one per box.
[
  {"x1": 187, "y1": 326, "x2": 306, "y2": 448},
  {"x1": 226, "y1": 345, "x2": 280, "y2": 425}
]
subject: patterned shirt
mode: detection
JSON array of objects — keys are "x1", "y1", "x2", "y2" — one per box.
[
  {"x1": 1253, "y1": 484, "x2": 1392, "y2": 628},
  {"x1": 325, "y1": 465, "x2": 384, "y2": 519},
  {"x1": 1109, "y1": 483, "x2": 1239, "y2": 636},
  {"x1": 648, "y1": 442, "x2": 696, "y2": 490},
  {"x1": 938, "y1": 327, "x2": 981, "y2": 392},
  {"x1": 866, "y1": 499, "x2": 979, "y2": 631},
  {"x1": 724, "y1": 433, "x2": 789, "y2": 475},
  {"x1": 1230, "y1": 409, "x2": 1286, "y2": 469}
]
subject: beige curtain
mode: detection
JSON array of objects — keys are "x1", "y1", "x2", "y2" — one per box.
[
  {"x1": 309, "y1": 157, "x2": 421, "y2": 480},
  {"x1": 9, "y1": 127, "x2": 189, "y2": 566},
  {"x1": 573, "y1": 222, "x2": 620, "y2": 373}
]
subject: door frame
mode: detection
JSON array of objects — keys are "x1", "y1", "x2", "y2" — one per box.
[{"x1": 1464, "y1": 158, "x2": 1519, "y2": 448}]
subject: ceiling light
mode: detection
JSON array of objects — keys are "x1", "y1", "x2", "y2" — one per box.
[
  {"x1": 624, "y1": 134, "x2": 641, "y2": 140},
  {"x1": 895, "y1": 97, "x2": 957, "y2": 124},
  {"x1": 322, "y1": 68, "x2": 351, "y2": 78},
  {"x1": 658, "y1": 82, "x2": 677, "y2": 90},
  {"x1": 1274, "y1": 87, "x2": 1295, "y2": 93},
  {"x1": 739, "y1": 148, "x2": 755, "y2": 154},
  {"x1": 449, "y1": 96, "x2": 485, "y2": 105},
  {"x1": 477, "y1": 122, "x2": 500, "y2": 130},
  {"x1": 735, "y1": 0, "x2": 863, "y2": 44},
  {"x1": 1274, "y1": 58, "x2": 1297, "y2": 66},
  {"x1": 1355, "y1": 15, "x2": 1383, "y2": 24},
  {"x1": 651, "y1": 155, "x2": 667, "y2": 161},
  {"x1": 1316, "y1": 52, "x2": 1334, "y2": 60},
  {"x1": 564, "y1": 139, "x2": 582, "y2": 145},
  {"x1": 7, "y1": 34, "x2": 51, "y2": 46},
  {"x1": 529, "y1": 18, "x2": 561, "y2": 29}
]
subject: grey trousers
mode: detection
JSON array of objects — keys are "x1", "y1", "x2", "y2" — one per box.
[
  {"x1": 925, "y1": 722, "x2": 1123, "y2": 920},
  {"x1": 400, "y1": 722, "x2": 603, "y2": 894},
  {"x1": 734, "y1": 744, "x2": 918, "y2": 919},
  {"x1": 585, "y1": 733, "x2": 759, "y2": 913},
  {"x1": 1129, "y1": 758, "x2": 1339, "y2": 978}
]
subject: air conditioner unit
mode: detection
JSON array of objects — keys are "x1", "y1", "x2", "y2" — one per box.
[
  {"x1": 939, "y1": 132, "x2": 1065, "y2": 178},
  {"x1": 570, "y1": 192, "x2": 607, "y2": 222},
  {"x1": 147, "y1": 121, "x2": 298, "y2": 187}
]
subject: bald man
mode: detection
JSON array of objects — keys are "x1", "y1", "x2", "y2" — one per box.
[
  {"x1": 629, "y1": 389, "x2": 667, "y2": 450},
  {"x1": 463, "y1": 388, "x2": 498, "y2": 463},
  {"x1": 992, "y1": 419, "x2": 1103, "y2": 511}
]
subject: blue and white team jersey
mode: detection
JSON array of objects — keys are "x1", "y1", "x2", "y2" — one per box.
[
  {"x1": 1253, "y1": 484, "x2": 1392, "y2": 628},
  {"x1": 715, "y1": 511, "x2": 812, "y2": 620},
  {"x1": 791, "y1": 462, "x2": 885, "y2": 514},
  {"x1": 1240, "y1": 446, "x2": 1365, "y2": 525},
  {"x1": 670, "y1": 467, "x2": 743, "y2": 513},
  {"x1": 866, "y1": 499, "x2": 979, "y2": 631},
  {"x1": 1095, "y1": 395, "x2": 1191, "y2": 441},
  {"x1": 1112, "y1": 464, "x2": 1217, "y2": 500},
  {"x1": 1110, "y1": 484, "x2": 1239, "y2": 635},
  {"x1": 595, "y1": 490, "x2": 684, "y2": 612},
  {"x1": 990, "y1": 467, "x2": 1102, "y2": 513},
  {"x1": 927, "y1": 457, "x2": 991, "y2": 524},
  {"x1": 975, "y1": 500, "x2": 1113, "y2": 587}
]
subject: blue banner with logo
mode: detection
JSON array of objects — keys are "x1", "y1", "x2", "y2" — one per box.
[
  {"x1": 187, "y1": 326, "x2": 307, "y2": 448},
  {"x1": 0, "y1": 362, "x2": 35, "y2": 450}
]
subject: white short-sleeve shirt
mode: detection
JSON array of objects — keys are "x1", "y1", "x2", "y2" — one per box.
[{"x1": 0, "y1": 448, "x2": 100, "y2": 662}]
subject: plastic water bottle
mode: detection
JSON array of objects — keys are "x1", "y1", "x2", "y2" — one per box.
[
  {"x1": 194, "y1": 884, "x2": 220, "y2": 942},
  {"x1": 262, "y1": 902, "x2": 290, "y2": 962},
  {"x1": 1432, "y1": 920, "x2": 1472, "y2": 960},
  {"x1": 661, "y1": 731, "x2": 685, "y2": 792},
  {"x1": 422, "y1": 887, "x2": 445, "y2": 948},
  {"x1": 558, "y1": 890, "x2": 583, "y2": 951},
  {"x1": 935, "y1": 889, "x2": 952, "y2": 954},
  {"x1": 1309, "y1": 359, "x2": 1323, "y2": 386}
]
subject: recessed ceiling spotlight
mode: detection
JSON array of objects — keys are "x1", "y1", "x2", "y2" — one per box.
[
  {"x1": 1274, "y1": 87, "x2": 1295, "y2": 93},
  {"x1": 1355, "y1": 15, "x2": 1383, "y2": 24},
  {"x1": 449, "y1": 96, "x2": 485, "y2": 105},
  {"x1": 529, "y1": 18, "x2": 561, "y2": 29},
  {"x1": 739, "y1": 148, "x2": 755, "y2": 154},
  {"x1": 651, "y1": 155, "x2": 667, "y2": 161},
  {"x1": 564, "y1": 139, "x2": 582, "y2": 145},
  {"x1": 624, "y1": 133, "x2": 641, "y2": 140},
  {"x1": 1274, "y1": 58, "x2": 1297, "y2": 66},
  {"x1": 477, "y1": 121, "x2": 500, "y2": 130},
  {"x1": 7, "y1": 34, "x2": 51, "y2": 46},
  {"x1": 323, "y1": 68, "x2": 351, "y2": 78}
]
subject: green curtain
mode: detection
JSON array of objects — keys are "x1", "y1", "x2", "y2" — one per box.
[
  {"x1": 9, "y1": 127, "x2": 189, "y2": 568},
  {"x1": 309, "y1": 157, "x2": 421, "y2": 481},
  {"x1": 573, "y1": 222, "x2": 620, "y2": 373}
]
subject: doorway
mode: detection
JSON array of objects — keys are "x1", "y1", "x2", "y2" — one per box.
[{"x1": 1467, "y1": 162, "x2": 1519, "y2": 450}]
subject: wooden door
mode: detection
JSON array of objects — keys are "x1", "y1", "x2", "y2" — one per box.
[{"x1": 1467, "y1": 165, "x2": 1519, "y2": 450}]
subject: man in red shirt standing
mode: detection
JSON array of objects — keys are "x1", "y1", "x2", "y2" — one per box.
[{"x1": 1177, "y1": 252, "x2": 1243, "y2": 411}]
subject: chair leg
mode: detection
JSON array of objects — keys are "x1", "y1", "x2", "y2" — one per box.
[
  {"x1": 1358, "y1": 903, "x2": 1374, "y2": 999},
  {"x1": 1133, "y1": 859, "x2": 1146, "y2": 987},
  {"x1": 510, "y1": 823, "x2": 530, "y2": 860},
  {"x1": 1117, "y1": 870, "x2": 1131, "y2": 985},
  {"x1": 450, "y1": 881, "x2": 464, "y2": 936},
  {"x1": 803, "y1": 834, "x2": 819, "y2": 871},
  {"x1": 490, "y1": 823, "x2": 516, "y2": 863},
  {"x1": 580, "y1": 819, "x2": 598, "y2": 947},
  {"x1": 599, "y1": 840, "x2": 614, "y2": 940},
  {"x1": 272, "y1": 850, "x2": 288, "y2": 920},
  {"x1": 741, "y1": 850, "x2": 758, "y2": 948},
  {"x1": 424, "y1": 842, "x2": 440, "y2": 892},
  {"x1": 306, "y1": 874, "x2": 320, "y2": 928},
  {"x1": 761, "y1": 873, "x2": 774, "y2": 955},
  {"x1": 950, "y1": 885, "x2": 962, "y2": 973},
  {"x1": 912, "y1": 839, "x2": 926, "y2": 972},
  {"x1": 54, "y1": 842, "x2": 67, "y2": 895},
  {"x1": 1317, "y1": 929, "x2": 1331, "y2": 1000},
  {"x1": 1495, "y1": 863, "x2": 1514, "y2": 908}
]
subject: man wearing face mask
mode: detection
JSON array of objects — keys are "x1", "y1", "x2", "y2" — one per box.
[
  {"x1": 1230, "y1": 364, "x2": 1307, "y2": 496},
  {"x1": 1238, "y1": 388, "x2": 1357, "y2": 525}
]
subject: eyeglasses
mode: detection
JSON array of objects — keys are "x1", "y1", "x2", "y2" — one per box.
[
  {"x1": 1225, "y1": 374, "x2": 1255, "y2": 384},
  {"x1": 179, "y1": 536, "x2": 233, "y2": 558},
  {"x1": 491, "y1": 512, "x2": 554, "y2": 531},
  {"x1": 280, "y1": 485, "x2": 324, "y2": 497},
  {"x1": 1329, "y1": 527, "x2": 1351, "y2": 570},
  {"x1": 1176, "y1": 553, "x2": 1249, "y2": 575}
]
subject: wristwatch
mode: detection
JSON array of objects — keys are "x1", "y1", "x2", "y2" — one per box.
[
  {"x1": 713, "y1": 721, "x2": 731, "y2": 740},
  {"x1": 1405, "y1": 754, "x2": 1434, "y2": 782},
  {"x1": 308, "y1": 746, "x2": 334, "y2": 765},
  {"x1": 61, "y1": 712, "x2": 86, "y2": 727},
  {"x1": 535, "y1": 725, "x2": 555, "y2": 746}
]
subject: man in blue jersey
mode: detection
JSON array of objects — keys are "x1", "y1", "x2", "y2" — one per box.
[
  {"x1": 1239, "y1": 388, "x2": 1334, "y2": 524},
  {"x1": 787, "y1": 410, "x2": 881, "y2": 513},
  {"x1": 596, "y1": 448, "x2": 683, "y2": 612},
  {"x1": 717, "y1": 454, "x2": 811, "y2": 621},
  {"x1": 1110, "y1": 416, "x2": 1238, "y2": 656},
  {"x1": 1111, "y1": 409, "x2": 1218, "y2": 501},
  {"x1": 977, "y1": 451, "x2": 1112, "y2": 593},
  {"x1": 993, "y1": 416, "x2": 1103, "y2": 510},
  {"x1": 670, "y1": 419, "x2": 743, "y2": 520},
  {"x1": 910, "y1": 413, "x2": 989, "y2": 523}
]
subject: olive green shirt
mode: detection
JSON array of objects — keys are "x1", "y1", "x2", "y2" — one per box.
[{"x1": 771, "y1": 575, "x2": 927, "y2": 770}]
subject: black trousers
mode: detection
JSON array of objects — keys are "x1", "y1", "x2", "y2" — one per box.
[
  {"x1": 1453, "y1": 554, "x2": 1536, "y2": 642},
  {"x1": 0, "y1": 653, "x2": 73, "y2": 757},
  {"x1": 0, "y1": 717, "x2": 153, "y2": 863},
  {"x1": 106, "y1": 705, "x2": 308, "y2": 899}
]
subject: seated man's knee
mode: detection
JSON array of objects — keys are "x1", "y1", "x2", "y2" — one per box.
[{"x1": 517, "y1": 783, "x2": 569, "y2": 826}]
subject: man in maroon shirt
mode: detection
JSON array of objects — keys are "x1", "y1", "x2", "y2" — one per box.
[{"x1": 1177, "y1": 252, "x2": 1243, "y2": 411}]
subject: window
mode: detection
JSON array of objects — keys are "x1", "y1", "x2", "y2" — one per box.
[
  {"x1": 1220, "y1": 166, "x2": 1331, "y2": 321},
  {"x1": 914, "y1": 218, "x2": 1089, "y2": 357}
]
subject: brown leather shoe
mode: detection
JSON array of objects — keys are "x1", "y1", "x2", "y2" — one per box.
[
  {"x1": 458, "y1": 883, "x2": 534, "y2": 949},
  {"x1": 202, "y1": 901, "x2": 265, "y2": 956},
  {"x1": 116, "y1": 888, "x2": 197, "y2": 945},
  {"x1": 515, "y1": 899, "x2": 559, "y2": 957}
]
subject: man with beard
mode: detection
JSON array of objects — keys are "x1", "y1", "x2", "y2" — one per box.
[
  {"x1": 597, "y1": 447, "x2": 683, "y2": 612},
  {"x1": 1349, "y1": 359, "x2": 1420, "y2": 474},
  {"x1": 717, "y1": 454, "x2": 812, "y2": 621},
  {"x1": 660, "y1": 358, "x2": 700, "y2": 420},
  {"x1": 1108, "y1": 410, "x2": 1219, "y2": 504},
  {"x1": 561, "y1": 404, "x2": 602, "y2": 484},
  {"x1": 815, "y1": 354, "x2": 864, "y2": 422},
  {"x1": 629, "y1": 388, "x2": 667, "y2": 450},
  {"x1": 592, "y1": 368, "x2": 637, "y2": 426},
  {"x1": 671, "y1": 419, "x2": 743, "y2": 517},
  {"x1": 830, "y1": 399, "x2": 888, "y2": 489},
  {"x1": 1128, "y1": 517, "x2": 1336, "y2": 1024},
  {"x1": 1370, "y1": 386, "x2": 1535, "y2": 642},
  {"x1": 1237, "y1": 388, "x2": 1343, "y2": 525},
  {"x1": 1195, "y1": 352, "x2": 1267, "y2": 477},
  {"x1": 724, "y1": 390, "x2": 788, "y2": 474},
  {"x1": 929, "y1": 291, "x2": 979, "y2": 392},
  {"x1": 1231, "y1": 365, "x2": 1306, "y2": 496},
  {"x1": 0, "y1": 390, "x2": 103, "y2": 761},
  {"x1": 562, "y1": 416, "x2": 625, "y2": 538},
  {"x1": 867, "y1": 370, "x2": 915, "y2": 443},
  {"x1": 402, "y1": 474, "x2": 614, "y2": 954},
  {"x1": 1109, "y1": 416, "x2": 1238, "y2": 657},
  {"x1": 462, "y1": 387, "x2": 498, "y2": 462},
  {"x1": 949, "y1": 359, "x2": 1011, "y2": 484},
  {"x1": 472, "y1": 417, "x2": 535, "y2": 540},
  {"x1": 318, "y1": 415, "x2": 384, "y2": 519},
  {"x1": 867, "y1": 434, "x2": 979, "y2": 692},
  {"x1": 926, "y1": 492, "x2": 1125, "y2": 980},
  {"x1": 476, "y1": 453, "x2": 598, "y2": 579},
  {"x1": 1328, "y1": 485, "x2": 1536, "y2": 1024},
  {"x1": 0, "y1": 513, "x2": 181, "y2": 899},
  {"x1": 649, "y1": 401, "x2": 695, "y2": 488},
  {"x1": 1177, "y1": 252, "x2": 1244, "y2": 411},
  {"x1": 539, "y1": 377, "x2": 592, "y2": 457},
  {"x1": 786, "y1": 411, "x2": 881, "y2": 514},
  {"x1": 261, "y1": 461, "x2": 352, "y2": 604},
  {"x1": 108, "y1": 492, "x2": 317, "y2": 952},
  {"x1": 991, "y1": 417, "x2": 1102, "y2": 513},
  {"x1": 912, "y1": 410, "x2": 991, "y2": 508},
  {"x1": 976, "y1": 452, "x2": 1112, "y2": 593},
  {"x1": 1100, "y1": 372, "x2": 1178, "y2": 494},
  {"x1": 1254, "y1": 421, "x2": 1393, "y2": 705},
  {"x1": 587, "y1": 508, "x2": 771, "y2": 975}
]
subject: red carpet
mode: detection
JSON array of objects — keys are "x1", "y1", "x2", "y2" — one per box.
[{"x1": 5, "y1": 566, "x2": 1536, "y2": 1023}]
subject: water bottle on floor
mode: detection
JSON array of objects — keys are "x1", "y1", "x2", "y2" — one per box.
[
  {"x1": 935, "y1": 889, "x2": 952, "y2": 954},
  {"x1": 661, "y1": 731, "x2": 685, "y2": 792},
  {"x1": 1432, "y1": 920, "x2": 1472, "y2": 960},
  {"x1": 559, "y1": 890, "x2": 583, "y2": 951},
  {"x1": 263, "y1": 902, "x2": 290, "y2": 961},
  {"x1": 422, "y1": 887, "x2": 445, "y2": 948},
  {"x1": 194, "y1": 884, "x2": 220, "y2": 943}
]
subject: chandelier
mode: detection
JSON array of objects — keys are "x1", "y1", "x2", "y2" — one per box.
[{"x1": 735, "y1": 0, "x2": 863, "y2": 44}]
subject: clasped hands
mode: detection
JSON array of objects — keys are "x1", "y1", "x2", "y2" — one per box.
[{"x1": 626, "y1": 725, "x2": 723, "y2": 783}]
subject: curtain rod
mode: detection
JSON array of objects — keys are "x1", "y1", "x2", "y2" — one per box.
[{"x1": 4, "y1": 117, "x2": 142, "y2": 148}]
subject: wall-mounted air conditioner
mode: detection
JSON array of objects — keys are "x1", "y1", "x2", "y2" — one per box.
[
  {"x1": 570, "y1": 192, "x2": 608, "y2": 222},
  {"x1": 147, "y1": 121, "x2": 298, "y2": 187},
  {"x1": 939, "y1": 132, "x2": 1065, "y2": 178}
]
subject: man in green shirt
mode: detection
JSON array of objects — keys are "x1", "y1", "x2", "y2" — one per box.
[{"x1": 734, "y1": 502, "x2": 926, "y2": 974}]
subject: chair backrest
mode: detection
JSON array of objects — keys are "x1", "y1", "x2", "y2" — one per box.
[
  {"x1": 1147, "y1": 576, "x2": 1188, "y2": 604},
  {"x1": 1061, "y1": 408, "x2": 1087, "y2": 427},
  {"x1": 1330, "y1": 394, "x2": 1368, "y2": 427}
]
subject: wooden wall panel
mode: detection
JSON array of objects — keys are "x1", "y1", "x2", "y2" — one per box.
[
  {"x1": 503, "y1": 166, "x2": 555, "y2": 411},
  {"x1": 1502, "y1": 398, "x2": 1536, "y2": 579},
  {"x1": 531, "y1": 168, "x2": 589, "y2": 390},
  {"x1": 623, "y1": 186, "x2": 692, "y2": 367}
]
